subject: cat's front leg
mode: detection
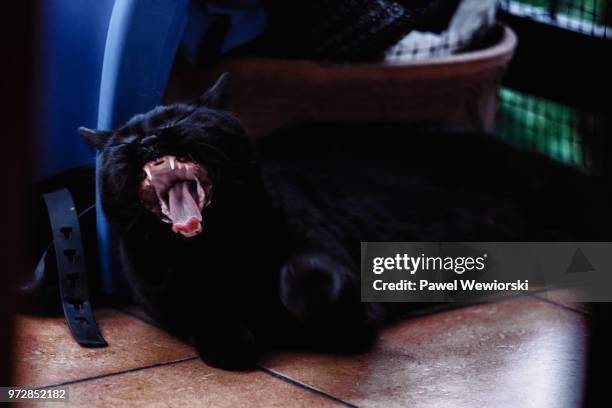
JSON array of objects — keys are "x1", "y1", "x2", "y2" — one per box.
[
  {"x1": 280, "y1": 250, "x2": 355, "y2": 321},
  {"x1": 192, "y1": 317, "x2": 257, "y2": 371},
  {"x1": 280, "y1": 249, "x2": 383, "y2": 350}
]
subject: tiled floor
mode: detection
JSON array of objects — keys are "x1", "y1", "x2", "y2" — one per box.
[{"x1": 13, "y1": 294, "x2": 588, "y2": 407}]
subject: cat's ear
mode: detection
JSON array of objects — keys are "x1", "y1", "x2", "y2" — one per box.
[
  {"x1": 198, "y1": 72, "x2": 230, "y2": 109},
  {"x1": 78, "y1": 127, "x2": 112, "y2": 150}
]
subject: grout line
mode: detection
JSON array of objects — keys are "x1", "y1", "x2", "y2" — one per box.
[
  {"x1": 529, "y1": 293, "x2": 589, "y2": 316},
  {"x1": 259, "y1": 366, "x2": 359, "y2": 408},
  {"x1": 33, "y1": 356, "x2": 199, "y2": 390}
]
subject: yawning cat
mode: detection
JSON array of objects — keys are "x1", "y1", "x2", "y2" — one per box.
[{"x1": 80, "y1": 74, "x2": 610, "y2": 370}]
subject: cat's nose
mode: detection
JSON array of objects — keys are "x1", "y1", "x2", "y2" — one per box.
[{"x1": 140, "y1": 135, "x2": 159, "y2": 146}]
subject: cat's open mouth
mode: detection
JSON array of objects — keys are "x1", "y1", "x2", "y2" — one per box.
[{"x1": 138, "y1": 155, "x2": 212, "y2": 238}]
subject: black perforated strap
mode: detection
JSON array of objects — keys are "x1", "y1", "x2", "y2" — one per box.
[{"x1": 42, "y1": 189, "x2": 107, "y2": 347}]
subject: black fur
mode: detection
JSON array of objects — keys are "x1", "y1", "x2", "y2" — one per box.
[{"x1": 81, "y1": 75, "x2": 610, "y2": 370}]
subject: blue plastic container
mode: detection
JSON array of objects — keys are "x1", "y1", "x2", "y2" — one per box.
[{"x1": 35, "y1": 0, "x2": 114, "y2": 179}]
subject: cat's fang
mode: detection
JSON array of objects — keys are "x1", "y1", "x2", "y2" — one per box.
[
  {"x1": 159, "y1": 198, "x2": 170, "y2": 218},
  {"x1": 195, "y1": 179, "x2": 206, "y2": 208},
  {"x1": 145, "y1": 167, "x2": 153, "y2": 181}
]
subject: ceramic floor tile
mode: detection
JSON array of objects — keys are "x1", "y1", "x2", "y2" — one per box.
[
  {"x1": 21, "y1": 360, "x2": 339, "y2": 408},
  {"x1": 263, "y1": 298, "x2": 587, "y2": 408},
  {"x1": 13, "y1": 309, "x2": 196, "y2": 387}
]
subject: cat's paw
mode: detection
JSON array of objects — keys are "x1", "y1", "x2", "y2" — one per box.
[
  {"x1": 194, "y1": 324, "x2": 257, "y2": 371},
  {"x1": 280, "y1": 252, "x2": 354, "y2": 321}
]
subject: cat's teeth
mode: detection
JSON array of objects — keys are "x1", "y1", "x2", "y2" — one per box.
[
  {"x1": 159, "y1": 198, "x2": 170, "y2": 217},
  {"x1": 195, "y1": 180, "x2": 206, "y2": 209},
  {"x1": 145, "y1": 167, "x2": 153, "y2": 181},
  {"x1": 169, "y1": 157, "x2": 175, "y2": 170}
]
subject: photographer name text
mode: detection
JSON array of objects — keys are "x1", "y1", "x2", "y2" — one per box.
[{"x1": 371, "y1": 254, "x2": 528, "y2": 292}]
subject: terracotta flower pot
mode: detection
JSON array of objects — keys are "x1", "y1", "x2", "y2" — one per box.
[{"x1": 166, "y1": 25, "x2": 518, "y2": 137}]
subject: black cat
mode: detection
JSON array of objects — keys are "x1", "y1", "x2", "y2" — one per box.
[{"x1": 80, "y1": 74, "x2": 610, "y2": 370}]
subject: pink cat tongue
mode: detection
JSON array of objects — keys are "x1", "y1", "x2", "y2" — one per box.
[{"x1": 168, "y1": 181, "x2": 202, "y2": 237}]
